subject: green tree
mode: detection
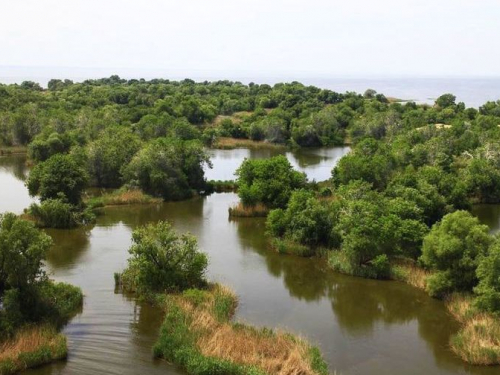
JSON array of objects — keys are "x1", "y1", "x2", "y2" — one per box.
[
  {"x1": 236, "y1": 156, "x2": 307, "y2": 208},
  {"x1": 122, "y1": 221, "x2": 208, "y2": 295},
  {"x1": 474, "y1": 239, "x2": 500, "y2": 314},
  {"x1": 420, "y1": 211, "x2": 493, "y2": 297},
  {"x1": 27, "y1": 154, "x2": 88, "y2": 205},
  {"x1": 0, "y1": 213, "x2": 51, "y2": 295},
  {"x1": 435, "y1": 94, "x2": 456, "y2": 109}
]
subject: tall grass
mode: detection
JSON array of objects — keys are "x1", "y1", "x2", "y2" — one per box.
[
  {"x1": 0, "y1": 325, "x2": 67, "y2": 374},
  {"x1": 446, "y1": 294, "x2": 500, "y2": 365},
  {"x1": 214, "y1": 137, "x2": 285, "y2": 150},
  {"x1": 390, "y1": 258, "x2": 431, "y2": 290},
  {"x1": 87, "y1": 188, "x2": 161, "y2": 208},
  {"x1": 154, "y1": 284, "x2": 330, "y2": 375},
  {"x1": 228, "y1": 203, "x2": 269, "y2": 218}
]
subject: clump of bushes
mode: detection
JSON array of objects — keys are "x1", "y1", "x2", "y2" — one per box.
[
  {"x1": 123, "y1": 138, "x2": 210, "y2": 201},
  {"x1": 28, "y1": 199, "x2": 95, "y2": 228},
  {"x1": 235, "y1": 156, "x2": 307, "y2": 209},
  {"x1": 116, "y1": 221, "x2": 208, "y2": 298}
]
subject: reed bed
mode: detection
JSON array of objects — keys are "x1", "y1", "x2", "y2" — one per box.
[
  {"x1": 154, "y1": 284, "x2": 329, "y2": 375},
  {"x1": 228, "y1": 202, "x2": 269, "y2": 217},
  {"x1": 0, "y1": 325, "x2": 67, "y2": 374}
]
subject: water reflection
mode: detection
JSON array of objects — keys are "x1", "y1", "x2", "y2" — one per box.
[
  {"x1": 472, "y1": 204, "x2": 500, "y2": 234},
  {"x1": 0, "y1": 155, "x2": 35, "y2": 213}
]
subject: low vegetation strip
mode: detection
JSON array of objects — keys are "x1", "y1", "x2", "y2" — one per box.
[
  {"x1": 228, "y1": 203, "x2": 269, "y2": 218},
  {"x1": 86, "y1": 188, "x2": 162, "y2": 208},
  {"x1": 0, "y1": 326, "x2": 67, "y2": 375},
  {"x1": 213, "y1": 137, "x2": 285, "y2": 150},
  {"x1": 154, "y1": 284, "x2": 329, "y2": 375}
]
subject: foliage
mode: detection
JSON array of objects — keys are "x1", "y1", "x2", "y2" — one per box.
[
  {"x1": 29, "y1": 199, "x2": 78, "y2": 228},
  {"x1": 26, "y1": 154, "x2": 88, "y2": 205},
  {"x1": 474, "y1": 238, "x2": 500, "y2": 314},
  {"x1": 235, "y1": 156, "x2": 306, "y2": 208},
  {"x1": 420, "y1": 211, "x2": 493, "y2": 297},
  {"x1": 267, "y1": 189, "x2": 335, "y2": 249},
  {"x1": 0, "y1": 214, "x2": 83, "y2": 338}
]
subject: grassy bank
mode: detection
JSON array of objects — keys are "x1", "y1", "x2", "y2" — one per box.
[
  {"x1": 446, "y1": 294, "x2": 500, "y2": 365},
  {"x1": 0, "y1": 326, "x2": 67, "y2": 374},
  {"x1": 213, "y1": 137, "x2": 285, "y2": 150},
  {"x1": 86, "y1": 188, "x2": 162, "y2": 208},
  {"x1": 228, "y1": 203, "x2": 269, "y2": 217},
  {"x1": 154, "y1": 284, "x2": 329, "y2": 375}
]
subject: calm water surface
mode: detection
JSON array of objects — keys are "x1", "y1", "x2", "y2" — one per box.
[
  {"x1": 0, "y1": 154, "x2": 36, "y2": 213},
  {"x1": 1, "y1": 153, "x2": 499, "y2": 375},
  {"x1": 205, "y1": 146, "x2": 351, "y2": 181}
]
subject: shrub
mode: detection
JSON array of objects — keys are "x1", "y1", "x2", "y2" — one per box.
[
  {"x1": 29, "y1": 199, "x2": 78, "y2": 229},
  {"x1": 236, "y1": 156, "x2": 306, "y2": 209},
  {"x1": 26, "y1": 154, "x2": 88, "y2": 205},
  {"x1": 119, "y1": 221, "x2": 208, "y2": 296}
]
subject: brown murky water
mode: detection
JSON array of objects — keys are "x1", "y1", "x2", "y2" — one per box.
[{"x1": 1, "y1": 151, "x2": 498, "y2": 375}]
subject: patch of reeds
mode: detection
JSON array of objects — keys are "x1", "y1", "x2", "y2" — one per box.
[
  {"x1": 390, "y1": 258, "x2": 431, "y2": 290},
  {"x1": 154, "y1": 284, "x2": 330, "y2": 375},
  {"x1": 87, "y1": 188, "x2": 162, "y2": 208},
  {"x1": 445, "y1": 294, "x2": 500, "y2": 365},
  {"x1": 228, "y1": 202, "x2": 269, "y2": 218},
  {"x1": 213, "y1": 137, "x2": 284, "y2": 150},
  {"x1": 0, "y1": 325, "x2": 67, "y2": 374}
]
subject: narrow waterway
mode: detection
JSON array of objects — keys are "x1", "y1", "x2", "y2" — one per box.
[{"x1": 0, "y1": 149, "x2": 498, "y2": 375}]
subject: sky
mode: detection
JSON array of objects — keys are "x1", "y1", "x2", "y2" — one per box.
[{"x1": 1, "y1": 0, "x2": 500, "y2": 78}]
